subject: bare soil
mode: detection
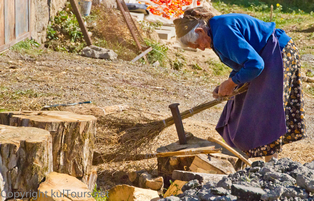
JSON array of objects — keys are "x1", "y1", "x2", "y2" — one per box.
[{"x1": 1, "y1": 42, "x2": 314, "y2": 191}]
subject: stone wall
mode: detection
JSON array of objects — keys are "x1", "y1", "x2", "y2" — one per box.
[{"x1": 30, "y1": 0, "x2": 68, "y2": 43}]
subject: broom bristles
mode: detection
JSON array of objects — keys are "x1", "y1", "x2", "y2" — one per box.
[{"x1": 116, "y1": 83, "x2": 249, "y2": 156}]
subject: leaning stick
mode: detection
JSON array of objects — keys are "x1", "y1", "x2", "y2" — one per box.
[
  {"x1": 103, "y1": 146, "x2": 221, "y2": 162},
  {"x1": 207, "y1": 136, "x2": 252, "y2": 166},
  {"x1": 155, "y1": 146, "x2": 220, "y2": 158}
]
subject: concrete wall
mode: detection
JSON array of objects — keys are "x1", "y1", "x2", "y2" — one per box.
[{"x1": 30, "y1": 0, "x2": 68, "y2": 43}]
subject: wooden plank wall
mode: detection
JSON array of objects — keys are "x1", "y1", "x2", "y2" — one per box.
[
  {"x1": 15, "y1": 0, "x2": 29, "y2": 37},
  {"x1": 0, "y1": 0, "x2": 4, "y2": 46},
  {"x1": 4, "y1": 0, "x2": 15, "y2": 44},
  {"x1": 0, "y1": 0, "x2": 31, "y2": 52}
]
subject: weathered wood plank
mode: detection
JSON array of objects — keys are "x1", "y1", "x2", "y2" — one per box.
[
  {"x1": 4, "y1": 0, "x2": 15, "y2": 44},
  {"x1": 15, "y1": 0, "x2": 29, "y2": 37},
  {"x1": 0, "y1": 0, "x2": 4, "y2": 46}
]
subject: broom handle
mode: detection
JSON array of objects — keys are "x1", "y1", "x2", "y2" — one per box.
[
  {"x1": 162, "y1": 83, "x2": 249, "y2": 126},
  {"x1": 207, "y1": 136, "x2": 252, "y2": 166}
]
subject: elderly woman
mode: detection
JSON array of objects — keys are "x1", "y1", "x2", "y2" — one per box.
[{"x1": 174, "y1": 10, "x2": 306, "y2": 161}]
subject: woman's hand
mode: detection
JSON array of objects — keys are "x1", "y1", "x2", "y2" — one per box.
[
  {"x1": 218, "y1": 78, "x2": 238, "y2": 97},
  {"x1": 212, "y1": 85, "x2": 220, "y2": 98}
]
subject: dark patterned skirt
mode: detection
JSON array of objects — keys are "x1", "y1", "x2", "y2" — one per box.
[{"x1": 243, "y1": 39, "x2": 306, "y2": 158}]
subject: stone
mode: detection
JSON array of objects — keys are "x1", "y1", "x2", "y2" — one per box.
[
  {"x1": 158, "y1": 196, "x2": 180, "y2": 201},
  {"x1": 304, "y1": 160, "x2": 314, "y2": 170},
  {"x1": 251, "y1": 160, "x2": 265, "y2": 168},
  {"x1": 263, "y1": 172, "x2": 296, "y2": 185},
  {"x1": 214, "y1": 195, "x2": 237, "y2": 201},
  {"x1": 231, "y1": 184, "x2": 266, "y2": 200},
  {"x1": 211, "y1": 187, "x2": 230, "y2": 196},
  {"x1": 81, "y1": 45, "x2": 118, "y2": 60},
  {"x1": 198, "y1": 188, "x2": 215, "y2": 201},
  {"x1": 282, "y1": 186, "x2": 309, "y2": 199},
  {"x1": 180, "y1": 196, "x2": 199, "y2": 201},
  {"x1": 108, "y1": 185, "x2": 159, "y2": 201},
  {"x1": 172, "y1": 170, "x2": 226, "y2": 184},
  {"x1": 0, "y1": 125, "x2": 53, "y2": 201},
  {"x1": 260, "y1": 186, "x2": 284, "y2": 200},
  {"x1": 0, "y1": 111, "x2": 97, "y2": 179},
  {"x1": 217, "y1": 177, "x2": 232, "y2": 190},
  {"x1": 37, "y1": 172, "x2": 95, "y2": 201},
  {"x1": 181, "y1": 179, "x2": 201, "y2": 192},
  {"x1": 296, "y1": 172, "x2": 314, "y2": 193}
]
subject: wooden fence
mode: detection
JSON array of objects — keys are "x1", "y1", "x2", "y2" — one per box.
[{"x1": 0, "y1": 0, "x2": 31, "y2": 52}]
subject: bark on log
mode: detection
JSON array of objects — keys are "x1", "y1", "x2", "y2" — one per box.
[
  {"x1": 0, "y1": 111, "x2": 97, "y2": 178},
  {"x1": 0, "y1": 125, "x2": 53, "y2": 201}
]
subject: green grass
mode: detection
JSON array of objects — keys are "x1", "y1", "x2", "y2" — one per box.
[
  {"x1": 10, "y1": 39, "x2": 43, "y2": 55},
  {"x1": 206, "y1": 60, "x2": 231, "y2": 76},
  {"x1": 92, "y1": 185, "x2": 108, "y2": 201}
]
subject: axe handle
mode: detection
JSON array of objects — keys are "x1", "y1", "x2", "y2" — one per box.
[{"x1": 207, "y1": 136, "x2": 252, "y2": 166}]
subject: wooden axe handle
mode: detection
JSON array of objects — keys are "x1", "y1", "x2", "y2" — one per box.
[{"x1": 207, "y1": 136, "x2": 252, "y2": 166}]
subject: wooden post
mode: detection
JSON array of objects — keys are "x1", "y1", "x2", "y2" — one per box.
[
  {"x1": 116, "y1": 0, "x2": 142, "y2": 51},
  {"x1": 270, "y1": 5, "x2": 273, "y2": 22},
  {"x1": 70, "y1": 0, "x2": 92, "y2": 46}
]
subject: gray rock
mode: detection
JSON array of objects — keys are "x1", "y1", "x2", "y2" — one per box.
[
  {"x1": 251, "y1": 160, "x2": 265, "y2": 168},
  {"x1": 261, "y1": 186, "x2": 284, "y2": 200},
  {"x1": 180, "y1": 196, "x2": 199, "y2": 201},
  {"x1": 231, "y1": 184, "x2": 266, "y2": 200},
  {"x1": 289, "y1": 166, "x2": 310, "y2": 179},
  {"x1": 202, "y1": 181, "x2": 217, "y2": 189},
  {"x1": 296, "y1": 171, "x2": 314, "y2": 192},
  {"x1": 217, "y1": 177, "x2": 232, "y2": 190},
  {"x1": 159, "y1": 196, "x2": 181, "y2": 201},
  {"x1": 214, "y1": 195, "x2": 237, "y2": 201},
  {"x1": 183, "y1": 189, "x2": 198, "y2": 197},
  {"x1": 281, "y1": 186, "x2": 309, "y2": 199},
  {"x1": 182, "y1": 179, "x2": 201, "y2": 192},
  {"x1": 81, "y1": 45, "x2": 118, "y2": 60},
  {"x1": 198, "y1": 188, "x2": 216, "y2": 201},
  {"x1": 249, "y1": 167, "x2": 261, "y2": 173},
  {"x1": 263, "y1": 172, "x2": 296, "y2": 185},
  {"x1": 172, "y1": 170, "x2": 225, "y2": 184},
  {"x1": 211, "y1": 187, "x2": 230, "y2": 196},
  {"x1": 259, "y1": 167, "x2": 273, "y2": 176},
  {"x1": 304, "y1": 161, "x2": 314, "y2": 170}
]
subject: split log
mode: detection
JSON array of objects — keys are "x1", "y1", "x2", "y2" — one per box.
[
  {"x1": 37, "y1": 172, "x2": 95, "y2": 201},
  {"x1": 0, "y1": 111, "x2": 97, "y2": 178},
  {"x1": 108, "y1": 185, "x2": 159, "y2": 201},
  {"x1": 129, "y1": 171, "x2": 163, "y2": 191},
  {"x1": 0, "y1": 125, "x2": 53, "y2": 201},
  {"x1": 189, "y1": 154, "x2": 235, "y2": 174},
  {"x1": 163, "y1": 180, "x2": 187, "y2": 198}
]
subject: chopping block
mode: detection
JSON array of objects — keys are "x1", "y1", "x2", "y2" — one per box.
[{"x1": 157, "y1": 103, "x2": 247, "y2": 186}]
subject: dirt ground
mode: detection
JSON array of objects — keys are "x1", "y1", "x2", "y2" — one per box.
[{"x1": 0, "y1": 40, "x2": 314, "y2": 191}]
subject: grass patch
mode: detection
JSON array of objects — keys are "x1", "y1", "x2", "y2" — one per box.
[
  {"x1": 10, "y1": 39, "x2": 43, "y2": 56},
  {"x1": 92, "y1": 185, "x2": 108, "y2": 201},
  {"x1": 206, "y1": 60, "x2": 231, "y2": 76},
  {"x1": 143, "y1": 39, "x2": 169, "y2": 66}
]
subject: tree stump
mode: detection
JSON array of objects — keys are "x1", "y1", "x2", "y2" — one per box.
[
  {"x1": 0, "y1": 111, "x2": 97, "y2": 178},
  {"x1": 0, "y1": 125, "x2": 53, "y2": 201}
]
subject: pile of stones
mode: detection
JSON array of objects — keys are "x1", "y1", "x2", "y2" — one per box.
[{"x1": 158, "y1": 157, "x2": 314, "y2": 201}]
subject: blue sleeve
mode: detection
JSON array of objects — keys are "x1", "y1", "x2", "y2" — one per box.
[
  {"x1": 213, "y1": 25, "x2": 265, "y2": 84},
  {"x1": 229, "y1": 70, "x2": 237, "y2": 78}
]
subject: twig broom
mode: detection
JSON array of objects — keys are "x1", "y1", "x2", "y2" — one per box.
[{"x1": 118, "y1": 83, "x2": 249, "y2": 154}]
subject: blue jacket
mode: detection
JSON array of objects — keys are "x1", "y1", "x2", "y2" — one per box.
[{"x1": 208, "y1": 14, "x2": 291, "y2": 84}]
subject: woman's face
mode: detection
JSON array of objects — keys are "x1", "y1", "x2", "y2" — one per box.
[{"x1": 188, "y1": 28, "x2": 212, "y2": 51}]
